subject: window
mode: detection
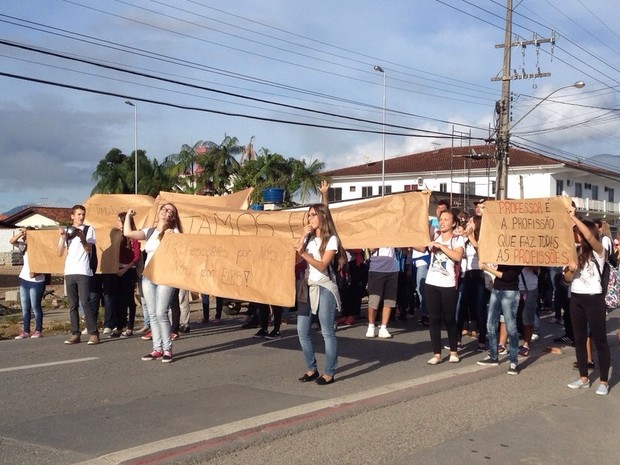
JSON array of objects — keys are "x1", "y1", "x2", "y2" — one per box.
[
  {"x1": 609, "y1": 188, "x2": 615, "y2": 202},
  {"x1": 491, "y1": 181, "x2": 496, "y2": 195},
  {"x1": 439, "y1": 183, "x2": 447, "y2": 193},
  {"x1": 467, "y1": 182, "x2": 475, "y2": 196},
  {"x1": 349, "y1": 186, "x2": 356, "y2": 192},
  {"x1": 378, "y1": 185, "x2": 392, "y2": 196},
  {"x1": 556, "y1": 179, "x2": 564, "y2": 195},
  {"x1": 575, "y1": 182, "x2": 583, "y2": 197},
  {"x1": 362, "y1": 186, "x2": 373, "y2": 197},
  {"x1": 592, "y1": 185, "x2": 599, "y2": 200},
  {"x1": 328, "y1": 187, "x2": 342, "y2": 202}
]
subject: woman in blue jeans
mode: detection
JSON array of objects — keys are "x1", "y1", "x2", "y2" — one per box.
[
  {"x1": 124, "y1": 203, "x2": 183, "y2": 363},
  {"x1": 10, "y1": 228, "x2": 46, "y2": 339},
  {"x1": 294, "y1": 203, "x2": 346, "y2": 385}
]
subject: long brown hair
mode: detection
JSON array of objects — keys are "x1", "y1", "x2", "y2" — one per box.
[
  {"x1": 576, "y1": 220, "x2": 599, "y2": 270},
  {"x1": 307, "y1": 203, "x2": 347, "y2": 270}
]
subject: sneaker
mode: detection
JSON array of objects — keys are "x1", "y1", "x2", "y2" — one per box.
[
  {"x1": 550, "y1": 317, "x2": 562, "y2": 325},
  {"x1": 365, "y1": 326, "x2": 376, "y2": 338},
  {"x1": 449, "y1": 354, "x2": 460, "y2": 363},
  {"x1": 81, "y1": 328, "x2": 89, "y2": 335},
  {"x1": 518, "y1": 346, "x2": 530, "y2": 357},
  {"x1": 427, "y1": 356, "x2": 442, "y2": 365},
  {"x1": 141, "y1": 331, "x2": 152, "y2": 341},
  {"x1": 477, "y1": 356, "x2": 499, "y2": 366},
  {"x1": 31, "y1": 331, "x2": 42, "y2": 338},
  {"x1": 476, "y1": 343, "x2": 486, "y2": 352},
  {"x1": 531, "y1": 333, "x2": 539, "y2": 341},
  {"x1": 179, "y1": 324, "x2": 191, "y2": 334},
  {"x1": 507, "y1": 362, "x2": 519, "y2": 375},
  {"x1": 265, "y1": 330, "x2": 281, "y2": 340},
  {"x1": 102, "y1": 327, "x2": 112, "y2": 335},
  {"x1": 444, "y1": 342, "x2": 463, "y2": 351},
  {"x1": 64, "y1": 334, "x2": 81, "y2": 345},
  {"x1": 553, "y1": 335, "x2": 574, "y2": 345},
  {"x1": 497, "y1": 344, "x2": 507, "y2": 355},
  {"x1": 241, "y1": 321, "x2": 259, "y2": 329},
  {"x1": 567, "y1": 378, "x2": 590, "y2": 389},
  {"x1": 417, "y1": 315, "x2": 430, "y2": 326},
  {"x1": 109, "y1": 330, "x2": 122, "y2": 338},
  {"x1": 142, "y1": 350, "x2": 163, "y2": 361},
  {"x1": 120, "y1": 330, "x2": 133, "y2": 338},
  {"x1": 136, "y1": 325, "x2": 149, "y2": 334},
  {"x1": 87, "y1": 334, "x2": 100, "y2": 345},
  {"x1": 162, "y1": 350, "x2": 173, "y2": 363},
  {"x1": 15, "y1": 331, "x2": 30, "y2": 339},
  {"x1": 212, "y1": 318, "x2": 222, "y2": 325},
  {"x1": 378, "y1": 327, "x2": 393, "y2": 339},
  {"x1": 595, "y1": 384, "x2": 609, "y2": 396},
  {"x1": 253, "y1": 329, "x2": 269, "y2": 338}
]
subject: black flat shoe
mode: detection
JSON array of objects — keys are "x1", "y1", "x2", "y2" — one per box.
[
  {"x1": 298, "y1": 370, "x2": 320, "y2": 382},
  {"x1": 315, "y1": 375, "x2": 335, "y2": 385}
]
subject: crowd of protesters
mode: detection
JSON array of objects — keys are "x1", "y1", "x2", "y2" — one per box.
[{"x1": 9, "y1": 194, "x2": 620, "y2": 395}]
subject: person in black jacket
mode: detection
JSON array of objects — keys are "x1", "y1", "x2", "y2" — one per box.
[{"x1": 477, "y1": 264, "x2": 523, "y2": 375}]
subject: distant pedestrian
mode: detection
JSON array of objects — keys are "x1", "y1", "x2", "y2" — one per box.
[{"x1": 10, "y1": 227, "x2": 46, "y2": 339}]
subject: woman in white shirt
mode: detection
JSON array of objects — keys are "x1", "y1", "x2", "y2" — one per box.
[
  {"x1": 294, "y1": 204, "x2": 345, "y2": 385},
  {"x1": 10, "y1": 228, "x2": 46, "y2": 339},
  {"x1": 124, "y1": 203, "x2": 183, "y2": 363},
  {"x1": 563, "y1": 206, "x2": 610, "y2": 395},
  {"x1": 423, "y1": 209, "x2": 464, "y2": 365}
]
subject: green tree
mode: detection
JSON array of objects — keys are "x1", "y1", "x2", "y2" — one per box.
[
  {"x1": 91, "y1": 148, "x2": 133, "y2": 194},
  {"x1": 163, "y1": 141, "x2": 210, "y2": 194},
  {"x1": 197, "y1": 135, "x2": 244, "y2": 195}
]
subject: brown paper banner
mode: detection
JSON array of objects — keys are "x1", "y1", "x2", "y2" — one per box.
[
  {"x1": 156, "y1": 187, "x2": 254, "y2": 210},
  {"x1": 26, "y1": 230, "x2": 66, "y2": 274},
  {"x1": 143, "y1": 234, "x2": 296, "y2": 307},
  {"x1": 478, "y1": 196, "x2": 577, "y2": 266}
]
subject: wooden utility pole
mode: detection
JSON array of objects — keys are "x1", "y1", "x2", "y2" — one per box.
[{"x1": 492, "y1": 0, "x2": 553, "y2": 199}]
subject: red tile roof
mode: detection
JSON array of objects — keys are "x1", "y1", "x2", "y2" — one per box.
[{"x1": 1, "y1": 207, "x2": 72, "y2": 226}]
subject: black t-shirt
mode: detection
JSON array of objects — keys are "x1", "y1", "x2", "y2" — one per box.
[{"x1": 492, "y1": 265, "x2": 523, "y2": 291}]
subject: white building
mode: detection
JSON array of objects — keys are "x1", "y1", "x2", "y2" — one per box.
[{"x1": 323, "y1": 145, "x2": 620, "y2": 232}]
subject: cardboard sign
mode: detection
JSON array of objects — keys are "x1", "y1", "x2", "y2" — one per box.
[
  {"x1": 156, "y1": 188, "x2": 254, "y2": 211},
  {"x1": 478, "y1": 197, "x2": 577, "y2": 266},
  {"x1": 143, "y1": 234, "x2": 295, "y2": 307},
  {"x1": 26, "y1": 230, "x2": 66, "y2": 274}
]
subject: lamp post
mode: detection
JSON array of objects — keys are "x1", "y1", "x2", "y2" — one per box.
[
  {"x1": 124, "y1": 100, "x2": 138, "y2": 194},
  {"x1": 495, "y1": 81, "x2": 585, "y2": 200},
  {"x1": 373, "y1": 65, "x2": 386, "y2": 197}
]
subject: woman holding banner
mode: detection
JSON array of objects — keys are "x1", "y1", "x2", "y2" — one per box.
[
  {"x1": 124, "y1": 203, "x2": 183, "y2": 363},
  {"x1": 423, "y1": 209, "x2": 464, "y2": 365},
  {"x1": 294, "y1": 204, "x2": 346, "y2": 385},
  {"x1": 563, "y1": 206, "x2": 610, "y2": 396}
]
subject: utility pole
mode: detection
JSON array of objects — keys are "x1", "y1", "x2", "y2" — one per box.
[{"x1": 492, "y1": 0, "x2": 553, "y2": 199}]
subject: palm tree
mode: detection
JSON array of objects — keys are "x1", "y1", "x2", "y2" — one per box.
[
  {"x1": 163, "y1": 141, "x2": 210, "y2": 194},
  {"x1": 291, "y1": 158, "x2": 326, "y2": 204},
  {"x1": 91, "y1": 148, "x2": 133, "y2": 194},
  {"x1": 197, "y1": 135, "x2": 244, "y2": 195}
]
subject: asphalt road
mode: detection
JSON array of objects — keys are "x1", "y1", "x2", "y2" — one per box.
[{"x1": 1, "y1": 309, "x2": 618, "y2": 465}]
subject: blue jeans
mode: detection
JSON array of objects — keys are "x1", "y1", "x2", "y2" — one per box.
[
  {"x1": 415, "y1": 264, "x2": 428, "y2": 316},
  {"x1": 19, "y1": 279, "x2": 45, "y2": 333},
  {"x1": 141, "y1": 277, "x2": 175, "y2": 352},
  {"x1": 487, "y1": 289, "x2": 520, "y2": 363},
  {"x1": 297, "y1": 287, "x2": 338, "y2": 376}
]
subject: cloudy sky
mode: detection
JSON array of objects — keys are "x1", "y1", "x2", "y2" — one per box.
[{"x1": 1, "y1": 0, "x2": 619, "y2": 213}]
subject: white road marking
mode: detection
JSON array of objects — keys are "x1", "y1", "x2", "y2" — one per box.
[{"x1": 0, "y1": 357, "x2": 99, "y2": 373}]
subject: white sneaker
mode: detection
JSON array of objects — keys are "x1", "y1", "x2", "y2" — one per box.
[
  {"x1": 531, "y1": 333, "x2": 539, "y2": 341},
  {"x1": 81, "y1": 328, "x2": 88, "y2": 335},
  {"x1": 378, "y1": 327, "x2": 392, "y2": 339},
  {"x1": 102, "y1": 327, "x2": 112, "y2": 335},
  {"x1": 449, "y1": 354, "x2": 460, "y2": 363},
  {"x1": 427, "y1": 356, "x2": 441, "y2": 365},
  {"x1": 595, "y1": 384, "x2": 609, "y2": 396},
  {"x1": 365, "y1": 326, "x2": 376, "y2": 338},
  {"x1": 567, "y1": 378, "x2": 590, "y2": 389}
]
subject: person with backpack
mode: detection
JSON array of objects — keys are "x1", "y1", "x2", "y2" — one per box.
[
  {"x1": 294, "y1": 203, "x2": 345, "y2": 385},
  {"x1": 124, "y1": 203, "x2": 183, "y2": 363},
  {"x1": 563, "y1": 206, "x2": 610, "y2": 396},
  {"x1": 57, "y1": 204, "x2": 98, "y2": 345}
]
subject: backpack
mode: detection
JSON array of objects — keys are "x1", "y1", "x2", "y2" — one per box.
[
  {"x1": 593, "y1": 256, "x2": 620, "y2": 310},
  {"x1": 82, "y1": 225, "x2": 98, "y2": 274}
]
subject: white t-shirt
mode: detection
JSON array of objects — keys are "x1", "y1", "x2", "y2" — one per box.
[
  {"x1": 571, "y1": 250, "x2": 605, "y2": 295},
  {"x1": 16, "y1": 244, "x2": 45, "y2": 283},
  {"x1": 143, "y1": 227, "x2": 179, "y2": 267},
  {"x1": 306, "y1": 235, "x2": 338, "y2": 282},
  {"x1": 464, "y1": 240, "x2": 479, "y2": 271},
  {"x1": 426, "y1": 235, "x2": 465, "y2": 288},
  {"x1": 64, "y1": 225, "x2": 96, "y2": 276}
]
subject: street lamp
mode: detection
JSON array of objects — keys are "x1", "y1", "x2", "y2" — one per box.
[
  {"x1": 373, "y1": 65, "x2": 386, "y2": 197},
  {"x1": 124, "y1": 100, "x2": 138, "y2": 194},
  {"x1": 496, "y1": 81, "x2": 585, "y2": 200},
  {"x1": 509, "y1": 81, "x2": 585, "y2": 130}
]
